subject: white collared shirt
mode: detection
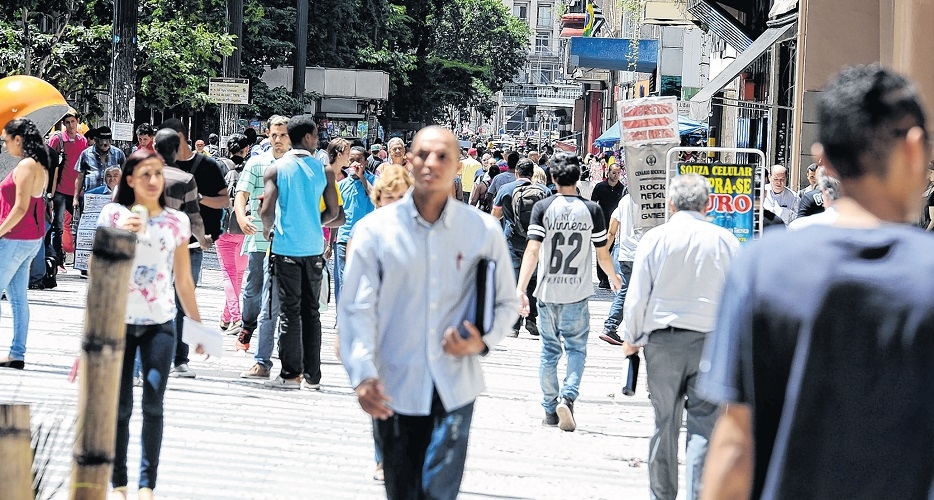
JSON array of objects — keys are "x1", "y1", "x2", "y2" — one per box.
[
  {"x1": 338, "y1": 192, "x2": 520, "y2": 415},
  {"x1": 763, "y1": 185, "x2": 799, "y2": 225},
  {"x1": 622, "y1": 211, "x2": 740, "y2": 345}
]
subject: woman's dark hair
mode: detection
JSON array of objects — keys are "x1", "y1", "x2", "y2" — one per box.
[
  {"x1": 488, "y1": 164, "x2": 501, "y2": 179},
  {"x1": 115, "y1": 149, "x2": 166, "y2": 208},
  {"x1": 226, "y1": 133, "x2": 249, "y2": 155},
  {"x1": 4, "y1": 118, "x2": 51, "y2": 170}
]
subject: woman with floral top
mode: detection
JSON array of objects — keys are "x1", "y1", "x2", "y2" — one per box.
[{"x1": 98, "y1": 149, "x2": 202, "y2": 500}]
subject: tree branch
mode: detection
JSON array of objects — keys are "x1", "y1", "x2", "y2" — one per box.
[{"x1": 37, "y1": 0, "x2": 74, "y2": 78}]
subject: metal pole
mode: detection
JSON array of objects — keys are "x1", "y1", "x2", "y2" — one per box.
[
  {"x1": 293, "y1": 0, "x2": 309, "y2": 100},
  {"x1": 219, "y1": 0, "x2": 244, "y2": 149}
]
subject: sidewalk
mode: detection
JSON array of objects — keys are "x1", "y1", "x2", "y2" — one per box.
[{"x1": 0, "y1": 263, "x2": 687, "y2": 500}]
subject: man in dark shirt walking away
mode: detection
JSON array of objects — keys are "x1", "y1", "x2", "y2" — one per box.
[
  {"x1": 590, "y1": 162, "x2": 625, "y2": 288},
  {"x1": 160, "y1": 118, "x2": 230, "y2": 379},
  {"x1": 699, "y1": 64, "x2": 934, "y2": 500}
]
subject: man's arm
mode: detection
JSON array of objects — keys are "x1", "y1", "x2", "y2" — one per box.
[
  {"x1": 336, "y1": 222, "x2": 392, "y2": 420},
  {"x1": 320, "y1": 164, "x2": 340, "y2": 226},
  {"x1": 701, "y1": 404, "x2": 754, "y2": 500},
  {"x1": 234, "y1": 191, "x2": 257, "y2": 235},
  {"x1": 595, "y1": 244, "x2": 621, "y2": 290},
  {"x1": 260, "y1": 164, "x2": 279, "y2": 240},
  {"x1": 200, "y1": 192, "x2": 230, "y2": 209},
  {"x1": 606, "y1": 216, "x2": 620, "y2": 250}
]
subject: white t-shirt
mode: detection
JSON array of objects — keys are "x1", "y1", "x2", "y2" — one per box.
[
  {"x1": 98, "y1": 204, "x2": 191, "y2": 325},
  {"x1": 610, "y1": 194, "x2": 639, "y2": 262}
]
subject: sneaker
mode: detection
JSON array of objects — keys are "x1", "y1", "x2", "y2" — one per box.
[
  {"x1": 134, "y1": 376, "x2": 143, "y2": 387},
  {"x1": 599, "y1": 331, "x2": 624, "y2": 346},
  {"x1": 264, "y1": 375, "x2": 301, "y2": 390},
  {"x1": 373, "y1": 462, "x2": 384, "y2": 482},
  {"x1": 301, "y1": 379, "x2": 321, "y2": 391},
  {"x1": 509, "y1": 329, "x2": 520, "y2": 338},
  {"x1": 239, "y1": 363, "x2": 270, "y2": 379},
  {"x1": 226, "y1": 320, "x2": 243, "y2": 336},
  {"x1": 556, "y1": 398, "x2": 576, "y2": 432},
  {"x1": 598, "y1": 281, "x2": 611, "y2": 290},
  {"x1": 525, "y1": 320, "x2": 539, "y2": 336},
  {"x1": 542, "y1": 411, "x2": 559, "y2": 427},
  {"x1": 219, "y1": 320, "x2": 230, "y2": 331},
  {"x1": 170, "y1": 363, "x2": 196, "y2": 378}
]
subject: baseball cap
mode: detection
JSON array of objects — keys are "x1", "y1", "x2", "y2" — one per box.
[
  {"x1": 807, "y1": 163, "x2": 818, "y2": 172},
  {"x1": 96, "y1": 126, "x2": 113, "y2": 139},
  {"x1": 468, "y1": 147, "x2": 477, "y2": 155},
  {"x1": 370, "y1": 144, "x2": 381, "y2": 152},
  {"x1": 62, "y1": 107, "x2": 78, "y2": 120}
]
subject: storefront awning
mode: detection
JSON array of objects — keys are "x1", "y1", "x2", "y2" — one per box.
[
  {"x1": 568, "y1": 37, "x2": 659, "y2": 73},
  {"x1": 593, "y1": 116, "x2": 707, "y2": 148},
  {"x1": 690, "y1": 22, "x2": 797, "y2": 104}
]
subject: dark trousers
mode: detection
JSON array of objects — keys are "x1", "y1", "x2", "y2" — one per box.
[
  {"x1": 113, "y1": 321, "x2": 176, "y2": 489},
  {"x1": 375, "y1": 391, "x2": 474, "y2": 500},
  {"x1": 273, "y1": 253, "x2": 324, "y2": 381},
  {"x1": 173, "y1": 247, "x2": 203, "y2": 367},
  {"x1": 50, "y1": 192, "x2": 73, "y2": 266}
]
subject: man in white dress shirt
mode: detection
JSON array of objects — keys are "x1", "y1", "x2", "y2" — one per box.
[
  {"x1": 762, "y1": 165, "x2": 799, "y2": 225},
  {"x1": 622, "y1": 174, "x2": 741, "y2": 500}
]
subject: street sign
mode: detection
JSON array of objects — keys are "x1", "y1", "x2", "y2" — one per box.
[{"x1": 209, "y1": 78, "x2": 250, "y2": 105}]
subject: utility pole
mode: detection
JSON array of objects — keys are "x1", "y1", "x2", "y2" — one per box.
[
  {"x1": 293, "y1": 0, "x2": 308, "y2": 100},
  {"x1": 109, "y1": 0, "x2": 137, "y2": 152},
  {"x1": 219, "y1": 0, "x2": 244, "y2": 153}
]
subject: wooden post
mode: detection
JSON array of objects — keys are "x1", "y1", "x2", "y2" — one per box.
[
  {"x1": 0, "y1": 404, "x2": 33, "y2": 499},
  {"x1": 70, "y1": 227, "x2": 136, "y2": 500}
]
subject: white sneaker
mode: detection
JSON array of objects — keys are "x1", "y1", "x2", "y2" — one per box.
[
  {"x1": 301, "y1": 379, "x2": 321, "y2": 391},
  {"x1": 263, "y1": 376, "x2": 300, "y2": 390},
  {"x1": 170, "y1": 363, "x2": 196, "y2": 378}
]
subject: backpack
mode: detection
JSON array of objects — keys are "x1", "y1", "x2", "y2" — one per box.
[
  {"x1": 477, "y1": 180, "x2": 494, "y2": 213},
  {"x1": 510, "y1": 182, "x2": 549, "y2": 239}
]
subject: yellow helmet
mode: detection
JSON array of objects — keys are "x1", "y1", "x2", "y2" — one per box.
[{"x1": 0, "y1": 75, "x2": 69, "y2": 135}]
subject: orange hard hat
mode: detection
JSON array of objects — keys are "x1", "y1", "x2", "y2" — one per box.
[{"x1": 0, "y1": 75, "x2": 69, "y2": 135}]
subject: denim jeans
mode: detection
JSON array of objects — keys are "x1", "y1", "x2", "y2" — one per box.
[
  {"x1": 0, "y1": 238, "x2": 42, "y2": 360},
  {"x1": 254, "y1": 256, "x2": 279, "y2": 369},
  {"x1": 537, "y1": 298, "x2": 590, "y2": 412},
  {"x1": 173, "y1": 247, "x2": 202, "y2": 367},
  {"x1": 333, "y1": 242, "x2": 347, "y2": 304},
  {"x1": 113, "y1": 321, "x2": 176, "y2": 490},
  {"x1": 644, "y1": 328, "x2": 720, "y2": 500},
  {"x1": 375, "y1": 391, "x2": 474, "y2": 500},
  {"x1": 510, "y1": 244, "x2": 537, "y2": 329},
  {"x1": 50, "y1": 192, "x2": 73, "y2": 267},
  {"x1": 215, "y1": 233, "x2": 247, "y2": 323},
  {"x1": 273, "y1": 253, "x2": 323, "y2": 381},
  {"x1": 603, "y1": 261, "x2": 634, "y2": 333},
  {"x1": 240, "y1": 252, "x2": 265, "y2": 332}
]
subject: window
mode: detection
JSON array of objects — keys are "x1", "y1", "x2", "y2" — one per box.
[
  {"x1": 533, "y1": 65, "x2": 556, "y2": 84},
  {"x1": 513, "y1": 3, "x2": 528, "y2": 21},
  {"x1": 537, "y1": 4, "x2": 553, "y2": 28},
  {"x1": 535, "y1": 31, "x2": 551, "y2": 53}
]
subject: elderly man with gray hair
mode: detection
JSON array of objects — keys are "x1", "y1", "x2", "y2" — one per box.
[{"x1": 621, "y1": 173, "x2": 740, "y2": 500}]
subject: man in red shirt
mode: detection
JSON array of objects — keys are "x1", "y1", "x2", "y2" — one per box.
[{"x1": 46, "y1": 108, "x2": 87, "y2": 268}]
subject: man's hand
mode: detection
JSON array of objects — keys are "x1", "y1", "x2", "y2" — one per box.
[
  {"x1": 200, "y1": 235, "x2": 213, "y2": 250},
  {"x1": 323, "y1": 243, "x2": 333, "y2": 261},
  {"x1": 442, "y1": 321, "x2": 486, "y2": 357},
  {"x1": 516, "y1": 288, "x2": 530, "y2": 318},
  {"x1": 238, "y1": 215, "x2": 258, "y2": 235},
  {"x1": 610, "y1": 273, "x2": 623, "y2": 292},
  {"x1": 622, "y1": 341, "x2": 641, "y2": 356},
  {"x1": 355, "y1": 378, "x2": 393, "y2": 420},
  {"x1": 73, "y1": 195, "x2": 80, "y2": 208}
]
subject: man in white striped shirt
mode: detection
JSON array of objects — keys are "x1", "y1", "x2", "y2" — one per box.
[
  {"x1": 621, "y1": 174, "x2": 740, "y2": 500},
  {"x1": 516, "y1": 152, "x2": 620, "y2": 432}
]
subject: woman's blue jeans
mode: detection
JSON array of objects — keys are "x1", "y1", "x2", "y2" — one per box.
[
  {"x1": 113, "y1": 321, "x2": 176, "y2": 490},
  {"x1": 0, "y1": 237, "x2": 42, "y2": 360}
]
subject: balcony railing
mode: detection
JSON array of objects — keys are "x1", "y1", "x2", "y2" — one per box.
[{"x1": 501, "y1": 83, "x2": 583, "y2": 102}]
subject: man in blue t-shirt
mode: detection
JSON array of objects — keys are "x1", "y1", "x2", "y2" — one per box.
[
  {"x1": 260, "y1": 115, "x2": 341, "y2": 390},
  {"x1": 699, "y1": 65, "x2": 934, "y2": 500},
  {"x1": 334, "y1": 146, "x2": 376, "y2": 302},
  {"x1": 492, "y1": 157, "x2": 550, "y2": 337}
]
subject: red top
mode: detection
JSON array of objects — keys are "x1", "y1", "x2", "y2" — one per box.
[{"x1": 0, "y1": 168, "x2": 46, "y2": 240}]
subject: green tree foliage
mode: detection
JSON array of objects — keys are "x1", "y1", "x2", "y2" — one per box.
[{"x1": 136, "y1": 0, "x2": 235, "y2": 112}]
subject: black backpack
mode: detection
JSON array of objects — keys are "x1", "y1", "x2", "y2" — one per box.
[
  {"x1": 510, "y1": 182, "x2": 549, "y2": 239},
  {"x1": 477, "y1": 180, "x2": 494, "y2": 213}
]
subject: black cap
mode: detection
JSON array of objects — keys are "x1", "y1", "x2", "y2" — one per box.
[{"x1": 96, "y1": 126, "x2": 113, "y2": 139}]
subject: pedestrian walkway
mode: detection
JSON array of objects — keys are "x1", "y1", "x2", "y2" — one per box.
[{"x1": 0, "y1": 266, "x2": 689, "y2": 499}]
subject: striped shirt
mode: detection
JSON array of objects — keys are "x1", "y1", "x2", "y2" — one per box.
[
  {"x1": 527, "y1": 195, "x2": 607, "y2": 304},
  {"x1": 235, "y1": 151, "x2": 277, "y2": 253},
  {"x1": 163, "y1": 165, "x2": 206, "y2": 247}
]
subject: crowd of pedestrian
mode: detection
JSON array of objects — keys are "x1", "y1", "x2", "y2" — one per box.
[{"x1": 1, "y1": 64, "x2": 933, "y2": 500}]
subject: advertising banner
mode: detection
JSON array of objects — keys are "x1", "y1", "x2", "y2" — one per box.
[
  {"x1": 74, "y1": 193, "x2": 111, "y2": 271},
  {"x1": 617, "y1": 96, "x2": 679, "y2": 147},
  {"x1": 626, "y1": 143, "x2": 675, "y2": 235},
  {"x1": 676, "y1": 162, "x2": 755, "y2": 243}
]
